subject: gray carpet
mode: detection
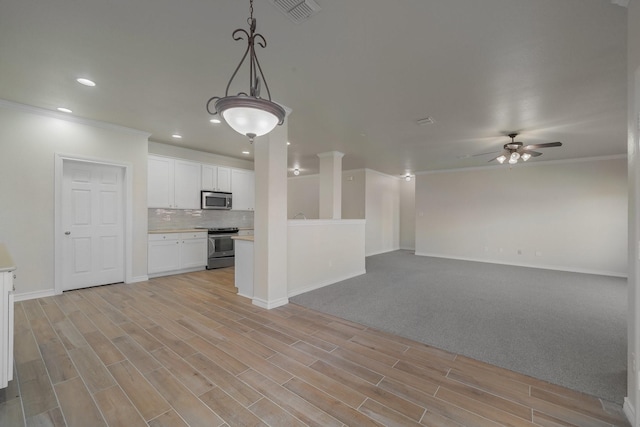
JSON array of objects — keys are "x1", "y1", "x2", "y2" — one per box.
[{"x1": 291, "y1": 250, "x2": 627, "y2": 404}]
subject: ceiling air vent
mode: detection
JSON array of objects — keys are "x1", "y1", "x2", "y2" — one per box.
[
  {"x1": 269, "y1": 0, "x2": 321, "y2": 24},
  {"x1": 416, "y1": 117, "x2": 435, "y2": 126}
]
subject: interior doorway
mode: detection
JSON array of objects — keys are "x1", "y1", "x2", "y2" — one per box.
[{"x1": 56, "y1": 158, "x2": 126, "y2": 292}]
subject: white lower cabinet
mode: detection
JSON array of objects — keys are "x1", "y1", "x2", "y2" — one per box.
[
  {"x1": 0, "y1": 270, "x2": 14, "y2": 389},
  {"x1": 180, "y1": 235, "x2": 208, "y2": 269},
  {"x1": 148, "y1": 232, "x2": 207, "y2": 277},
  {"x1": 234, "y1": 239, "x2": 254, "y2": 299}
]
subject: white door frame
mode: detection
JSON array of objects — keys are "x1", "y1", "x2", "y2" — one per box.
[{"x1": 54, "y1": 153, "x2": 134, "y2": 294}]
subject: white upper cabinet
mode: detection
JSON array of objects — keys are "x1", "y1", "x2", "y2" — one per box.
[
  {"x1": 148, "y1": 155, "x2": 201, "y2": 209},
  {"x1": 217, "y1": 167, "x2": 231, "y2": 192},
  {"x1": 231, "y1": 168, "x2": 255, "y2": 211},
  {"x1": 174, "y1": 160, "x2": 201, "y2": 209},
  {"x1": 148, "y1": 155, "x2": 174, "y2": 208},
  {"x1": 202, "y1": 164, "x2": 231, "y2": 192}
]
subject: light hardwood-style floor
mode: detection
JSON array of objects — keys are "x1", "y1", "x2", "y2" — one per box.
[{"x1": 0, "y1": 268, "x2": 630, "y2": 426}]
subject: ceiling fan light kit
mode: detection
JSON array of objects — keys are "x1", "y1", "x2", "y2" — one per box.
[
  {"x1": 206, "y1": 0, "x2": 285, "y2": 143},
  {"x1": 489, "y1": 133, "x2": 562, "y2": 165}
]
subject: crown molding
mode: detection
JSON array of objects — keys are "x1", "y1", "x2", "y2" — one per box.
[
  {"x1": 0, "y1": 98, "x2": 151, "y2": 137},
  {"x1": 416, "y1": 154, "x2": 627, "y2": 175},
  {"x1": 611, "y1": 0, "x2": 629, "y2": 7}
]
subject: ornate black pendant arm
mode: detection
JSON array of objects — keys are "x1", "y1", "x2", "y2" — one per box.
[{"x1": 205, "y1": 0, "x2": 285, "y2": 139}]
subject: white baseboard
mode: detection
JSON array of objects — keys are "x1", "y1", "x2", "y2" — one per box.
[
  {"x1": 288, "y1": 270, "x2": 367, "y2": 298},
  {"x1": 14, "y1": 289, "x2": 57, "y2": 302},
  {"x1": 15, "y1": 276, "x2": 148, "y2": 301},
  {"x1": 624, "y1": 397, "x2": 635, "y2": 426},
  {"x1": 252, "y1": 296, "x2": 289, "y2": 310},
  {"x1": 366, "y1": 247, "x2": 400, "y2": 257},
  {"x1": 127, "y1": 275, "x2": 149, "y2": 283},
  {"x1": 414, "y1": 252, "x2": 627, "y2": 278}
]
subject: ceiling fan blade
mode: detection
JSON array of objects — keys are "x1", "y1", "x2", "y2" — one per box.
[
  {"x1": 521, "y1": 150, "x2": 542, "y2": 157},
  {"x1": 523, "y1": 142, "x2": 562, "y2": 150},
  {"x1": 471, "y1": 150, "x2": 500, "y2": 157}
]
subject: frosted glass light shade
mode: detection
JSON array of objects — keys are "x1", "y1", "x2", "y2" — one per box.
[
  {"x1": 521, "y1": 153, "x2": 531, "y2": 161},
  {"x1": 216, "y1": 95, "x2": 285, "y2": 138},
  {"x1": 496, "y1": 155, "x2": 507, "y2": 164}
]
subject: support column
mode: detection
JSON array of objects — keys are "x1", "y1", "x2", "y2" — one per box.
[
  {"x1": 317, "y1": 151, "x2": 344, "y2": 219},
  {"x1": 252, "y1": 121, "x2": 289, "y2": 309}
]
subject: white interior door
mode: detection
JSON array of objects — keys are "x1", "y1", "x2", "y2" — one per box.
[{"x1": 62, "y1": 161, "x2": 125, "y2": 291}]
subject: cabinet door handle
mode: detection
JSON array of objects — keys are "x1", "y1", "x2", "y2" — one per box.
[{"x1": 64, "y1": 231, "x2": 71, "y2": 235}]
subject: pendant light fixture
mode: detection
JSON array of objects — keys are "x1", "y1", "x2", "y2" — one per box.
[{"x1": 206, "y1": 0, "x2": 285, "y2": 142}]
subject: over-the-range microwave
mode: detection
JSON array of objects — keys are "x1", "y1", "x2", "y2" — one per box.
[{"x1": 201, "y1": 191, "x2": 232, "y2": 210}]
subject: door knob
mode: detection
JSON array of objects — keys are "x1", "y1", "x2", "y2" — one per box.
[{"x1": 65, "y1": 231, "x2": 71, "y2": 235}]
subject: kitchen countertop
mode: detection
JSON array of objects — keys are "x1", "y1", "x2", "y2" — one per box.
[
  {"x1": 232, "y1": 235, "x2": 254, "y2": 242},
  {"x1": 148, "y1": 229, "x2": 207, "y2": 234},
  {"x1": 0, "y1": 244, "x2": 16, "y2": 272}
]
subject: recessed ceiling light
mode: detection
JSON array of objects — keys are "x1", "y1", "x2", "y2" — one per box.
[
  {"x1": 172, "y1": 134, "x2": 182, "y2": 139},
  {"x1": 76, "y1": 78, "x2": 96, "y2": 87},
  {"x1": 287, "y1": 141, "x2": 291, "y2": 145},
  {"x1": 242, "y1": 151, "x2": 250, "y2": 155},
  {"x1": 210, "y1": 118, "x2": 221, "y2": 124},
  {"x1": 57, "y1": 107, "x2": 72, "y2": 113}
]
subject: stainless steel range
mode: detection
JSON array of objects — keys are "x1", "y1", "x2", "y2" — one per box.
[{"x1": 197, "y1": 227, "x2": 239, "y2": 269}]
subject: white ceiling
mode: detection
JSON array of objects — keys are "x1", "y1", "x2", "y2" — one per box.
[{"x1": 0, "y1": 0, "x2": 628, "y2": 176}]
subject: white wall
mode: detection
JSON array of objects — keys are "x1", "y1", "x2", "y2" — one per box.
[
  {"x1": 416, "y1": 157, "x2": 628, "y2": 277},
  {"x1": 342, "y1": 169, "x2": 366, "y2": 219},
  {"x1": 365, "y1": 169, "x2": 401, "y2": 256},
  {"x1": 0, "y1": 102, "x2": 149, "y2": 298},
  {"x1": 626, "y1": 0, "x2": 640, "y2": 422},
  {"x1": 287, "y1": 220, "x2": 366, "y2": 296},
  {"x1": 288, "y1": 175, "x2": 319, "y2": 219},
  {"x1": 400, "y1": 178, "x2": 416, "y2": 250},
  {"x1": 286, "y1": 169, "x2": 367, "y2": 220}
]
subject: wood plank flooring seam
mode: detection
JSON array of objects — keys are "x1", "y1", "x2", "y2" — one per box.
[
  {"x1": 11, "y1": 362, "x2": 27, "y2": 427},
  {"x1": 17, "y1": 303, "x2": 68, "y2": 424},
  {"x1": 47, "y1": 296, "x2": 127, "y2": 427}
]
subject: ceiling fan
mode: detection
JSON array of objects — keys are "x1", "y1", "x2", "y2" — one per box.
[{"x1": 476, "y1": 133, "x2": 562, "y2": 165}]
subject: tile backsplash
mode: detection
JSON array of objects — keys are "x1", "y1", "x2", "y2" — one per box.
[{"x1": 148, "y1": 209, "x2": 254, "y2": 230}]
